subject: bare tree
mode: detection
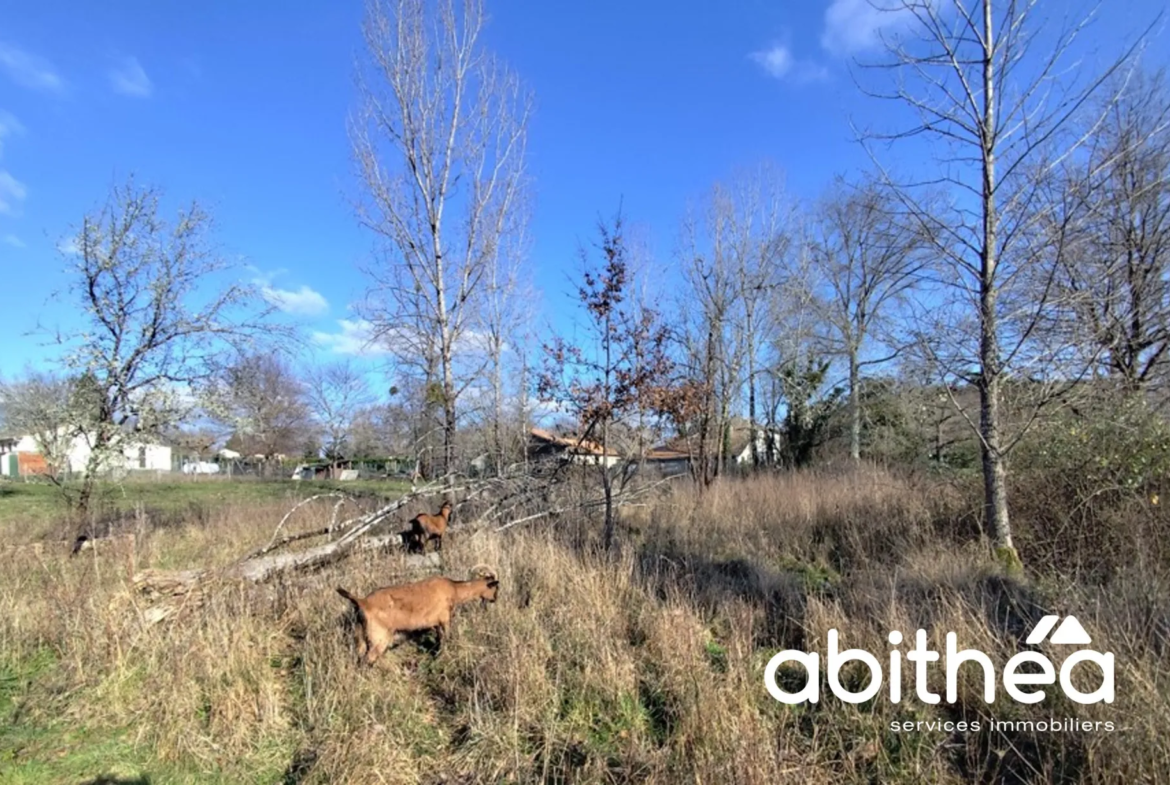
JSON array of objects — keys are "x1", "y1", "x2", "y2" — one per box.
[
  {"x1": 349, "y1": 399, "x2": 415, "y2": 458},
  {"x1": 478, "y1": 217, "x2": 533, "y2": 475},
  {"x1": 0, "y1": 369, "x2": 85, "y2": 480},
  {"x1": 50, "y1": 178, "x2": 274, "y2": 519},
  {"x1": 676, "y1": 194, "x2": 747, "y2": 480},
  {"x1": 206, "y1": 353, "x2": 313, "y2": 471},
  {"x1": 764, "y1": 231, "x2": 827, "y2": 464},
  {"x1": 352, "y1": 0, "x2": 532, "y2": 476},
  {"x1": 304, "y1": 359, "x2": 375, "y2": 465},
  {"x1": 857, "y1": 0, "x2": 1148, "y2": 564},
  {"x1": 724, "y1": 166, "x2": 790, "y2": 468},
  {"x1": 806, "y1": 175, "x2": 930, "y2": 462},
  {"x1": 1055, "y1": 69, "x2": 1170, "y2": 396}
]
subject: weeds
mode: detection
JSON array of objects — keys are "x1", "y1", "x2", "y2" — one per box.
[{"x1": 0, "y1": 466, "x2": 1166, "y2": 783}]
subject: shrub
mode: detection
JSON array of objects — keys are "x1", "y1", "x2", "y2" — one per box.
[{"x1": 1011, "y1": 394, "x2": 1170, "y2": 582}]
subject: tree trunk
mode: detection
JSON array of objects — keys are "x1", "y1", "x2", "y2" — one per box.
[
  {"x1": 747, "y1": 311, "x2": 760, "y2": 468},
  {"x1": 491, "y1": 339, "x2": 504, "y2": 477},
  {"x1": 441, "y1": 341, "x2": 456, "y2": 476},
  {"x1": 601, "y1": 417, "x2": 615, "y2": 551},
  {"x1": 716, "y1": 402, "x2": 731, "y2": 477},
  {"x1": 849, "y1": 346, "x2": 861, "y2": 463},
  {"x1": 76, "y1": 422, "x2": 112, "y2": 532},
  {"x1": 934, "y1": 411, "x2": 943, "y2": 463},
  {"x1": 979, "y1": 0, "x2": 1017, "y2": 565},
  {"x1": 979, "y1": 341, "x2": 1014, "y2": 558},
  {"x1": 601, "y1": 307, "x2": 616, "y2": 551}
]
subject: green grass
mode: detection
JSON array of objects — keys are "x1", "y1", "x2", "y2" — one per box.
[
  {"x1": 0, "y1": 725, "x2": 287, "y2": 785},
  {"x1": 3, "y1": 467, "x2": 1165, "y2": 783},
  {"x1": 0, "y1": 477, "x2": 413, "y2": 528},
  {"x1": 0, "y1": 636, "x2": 293, "y2": 784}
]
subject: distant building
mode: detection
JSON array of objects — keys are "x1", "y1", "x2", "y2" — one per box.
[
  {"x1": 527, "y1": 428, "x2": 622, "y2": 467},
  {"x1": 0, "y1": 434, "x2": 46, "y2": 478},
  {"x1": 640, "y1": 446, "x2": 693, "y2": 476},
  {"x1": 0, "y1": 427, "x2": 173, "y2": 478},
  {"x1": 641, "y1": 421, "x2": 784, "y2": 475},
  {"x1": 181, "y1": 461, "x2": 221, "y2": 475}
]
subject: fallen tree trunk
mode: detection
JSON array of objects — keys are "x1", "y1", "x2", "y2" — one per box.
[
  {"x1": 230, "y1": 533, "x2": 402, "y2": 582},
  {"x1": 128, "y1": 470, "x2": 685, "y2": 623}
]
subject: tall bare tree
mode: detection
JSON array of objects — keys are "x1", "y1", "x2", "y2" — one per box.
[
  {"x1": 677, "y1": 193, "x2": 747, "y2": 479},
  {"x1": 858, "y1": 0, "x2": 1148, "y2": 564},
  {"x1": 51, "y1": 178, "x2": 273, "y2": 519},
  {"x1": 352, "y1": 0, "x2": 532, "y2": 476},
  {"x1": 206, "y1": 352, "x2": 313, "y2": 470},
  {"x1": 674, "y1": 168, "x2": 790, "y2": 474},
  {"x1": 806, "y1": 176, "x2": 930, "y2": 462},
  {"x1": 725, "y1": 167, "x2": 789, "y2": 468},
  {"x1": 478, "y1": 217, "x2": 533, "y2": 475},
  {"x1": 1055, "y1": 69, "x2": 1170, "y2": 395},
  {"x1": 304, "y1": 359, "x2": 375, "y2": 464}
]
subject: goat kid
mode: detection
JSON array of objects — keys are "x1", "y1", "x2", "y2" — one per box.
[
  {"x1": 336, "y1": 566, "x2": 498, "y2": 665},
  {"x1": 406, "y1": 500, "x2": 453, "y2": 553}
]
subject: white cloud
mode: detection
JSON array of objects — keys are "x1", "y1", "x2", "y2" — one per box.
[
  {"x1": 109, "y1": 56, "x2": 153, "y2": 98},
  {"x1": 0, "y1": 42, "x2": 64, "y2": 92},
  {"x1": 312, "y1": 319, "x2": 390, "y2": 356},
  {"x1": 57, "y1": 236, "x2": 81, "y2": 256},
  {"x1": 262, "y1": 284, "x2": 329, "y2": 316},
  {"x1": 246, "y1": 265, "x2": 286, "y2": 284},
  {"x1": 3, "y1": 234, "x2": 25, "y2": 248},
  {"x1": 0, "y1": 111, "x2": 24, "y2": 159},
  {"x1": 0, "y1": 170, "x2": 27, "y2": 214},
  {"x1": 821, "y1": 0, "x2": 918, "y2": 56},
  {"x1": 58, "y1": 237, "x2": 80, "y2": 256},
  {"x1": 752, "y1": 44, "x2": 794, "y2": 79},
  {"x1": 751, "y1": 44, "x2": 830, "y2": 84}
]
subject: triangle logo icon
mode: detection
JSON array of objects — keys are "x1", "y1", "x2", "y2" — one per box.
[
  {"x1": 1026, "y1": 615, "x2": 1060, "y2": 645},
  {"x1": 1048, "y1": 616, "x2": 1092, "y2": 645}
]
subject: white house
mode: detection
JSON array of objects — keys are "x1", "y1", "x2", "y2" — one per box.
[
  {"x1": 0, "y1": 434, "x2": 44, "y2": 478},
  {"x1": 0, "y1": 428, "x2": 173, "y2": 478},
  {"x1": 182, "y1": 460, "x2": 221, "y2": 475},
  {"x1": 729, "y1": 424, "x2": 784, "y2": 465}
]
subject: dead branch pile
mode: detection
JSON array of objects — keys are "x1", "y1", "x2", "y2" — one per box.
[{"x1": 126, "y1": 466, "x2": 685, "y2": 622}]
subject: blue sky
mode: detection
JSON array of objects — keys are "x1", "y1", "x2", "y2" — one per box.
[{"x1": 0, "y1": 0, "x2": 1165, "y2": 380}]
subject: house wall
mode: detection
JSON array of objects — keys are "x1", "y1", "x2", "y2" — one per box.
[
  {"x1": 12, "y1": 436, "x2": 38, "y2": 453},
  {"x1": 0, "y1": 436, "x2": 51, "y2": 477},
  {"x1": 642, "y1": 458, "x2": 690, "y2": 476},
  {"x1": 66, "y1": 434, "x2": 172, "y2": 475},
  {"x1": 2, "y1": 431, "x2": 171, "y2": 477},
  {"x1": 18, "y1": 453, "x2": 50, "y2": 476},
  {"x1": 733, "y1": 432, "x2": 783, "y2": 465},
  {"x1": 568, "y1": 454, "x2": 621, "y2": 468},
  {"x1": 121, "y1": 443, "x2": 173, "y2": 472}
]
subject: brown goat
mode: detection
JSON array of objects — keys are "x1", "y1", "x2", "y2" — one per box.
[
  {"x1": 336, "y1": 566, "x2": 498, "y2": 665},
  {"x1": 406, "y1": 500, "x2": 453, "y2": 553}
]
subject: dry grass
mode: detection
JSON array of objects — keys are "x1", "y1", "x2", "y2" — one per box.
[{"x1": 1, "y1": 467, "x2": 1168, "y2": 783}]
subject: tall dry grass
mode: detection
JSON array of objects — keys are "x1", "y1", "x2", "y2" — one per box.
[{"x1": 1, "y1": 466, "x2": 1168, "y2": 783}]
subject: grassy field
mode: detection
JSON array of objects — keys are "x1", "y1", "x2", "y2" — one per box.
[
  {"x1": 0, "y1": 477, "x2": 413, "y2": 545},
  {"x1": 0, "y1": 468, "x2": 1167, "y2": 783}
]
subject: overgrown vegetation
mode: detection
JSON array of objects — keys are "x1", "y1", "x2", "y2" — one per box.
[
  {"x1": 2, "y1": 464, "x2": 1166, "y2": 784},
  {"x1": 0, "y1": 478, "x2": 411, "y2": 545}
]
